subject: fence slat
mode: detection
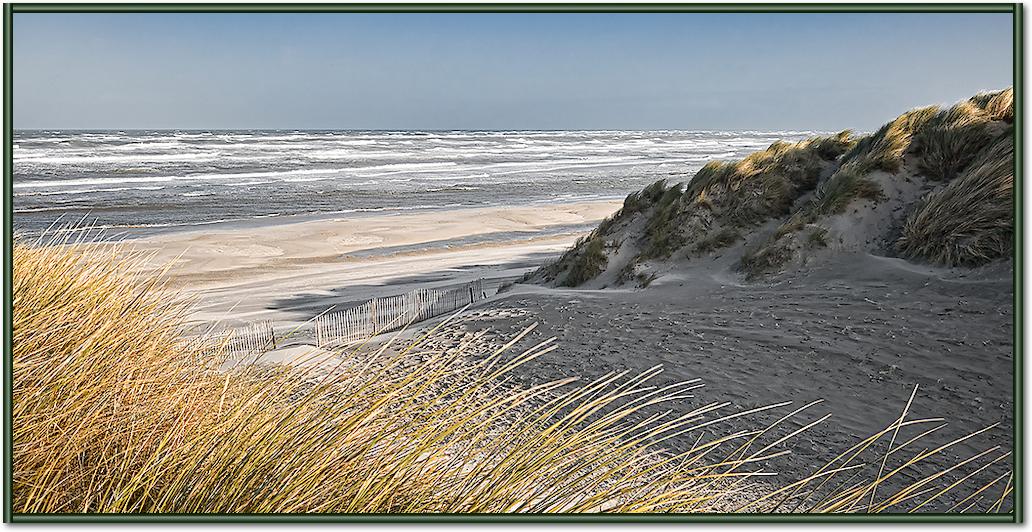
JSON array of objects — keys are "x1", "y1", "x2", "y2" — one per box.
[{"x1": 223, "y1": 320, "x2": 275, "y2": 358}]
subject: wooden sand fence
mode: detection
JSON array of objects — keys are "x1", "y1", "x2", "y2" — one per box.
[
  {"x1": 223, "y1": 320, "x2": 276, "y2": 358},
  {"x1": 315, "y1": 279, "x2": 486, "y2": 347}
]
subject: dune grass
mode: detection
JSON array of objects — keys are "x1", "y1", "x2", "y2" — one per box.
[
  {"x1": 623, "y1": 179, "x2": 678, "y2": 216},
  {"x1": 738, "y1": 240, "x2": 795, "y2": 278},
  {"x1": 910, "y1": 101, "x2": 1003, "y2": 182},
  {"x1": 636, "y1": 133, "x2": 853, "y2": 261},
  {"x1": 811, "y1": 169, "x2": 886, "y2": 216},
  {"x1": 539, "y1": 88, "x2": 1013, "y2": 285},
  {"x1": 539, "y1": 133, "x2": 855, "y2": 284},
  {"x1": 683, "y1": 132, "x2": 855, "y2": 227},
  {"x1": 968, "y1": 87, "x2": 1014, "y2": 123},
  {"x1": 693, "y1": 227, "x2": 742, "y2": 254},
  {"x1": 897, "y1": 133, "x2": 1014, "y2": 266},
  {"x1": 640, "y1": 182, "x2": 687, "y2": 259},
  {"x1": 741, "y1": 162, "x2": 884, "y2": 278},
  {"x1": 13, "y1": 238, "x2": 1012, "y2": 513},
  {"x1": 559, "y1": 234, "x2": 610, "y2": 287},
  {"x1": 838, "y1": 105, "x2": 941, "y2": 176}
]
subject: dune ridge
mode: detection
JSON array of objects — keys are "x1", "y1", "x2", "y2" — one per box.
[{"x1": 530, "y1": 88, "x2": 1014, "y2": 288}]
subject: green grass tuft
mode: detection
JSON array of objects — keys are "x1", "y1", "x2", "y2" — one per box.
[
  {"x1": 812, "y1": 169, "x2": 885, "y2": 216},
  {"x1": 560, "y1": 235, "x2": 610, "y2": 287},
  {"x1": 694, "y1": 227, "x2": 742, "y2": 254}
]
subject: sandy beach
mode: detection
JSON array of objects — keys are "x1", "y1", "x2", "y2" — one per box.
[{"x1": 123, "y1": 199, "x2": 623, "y2": 326}]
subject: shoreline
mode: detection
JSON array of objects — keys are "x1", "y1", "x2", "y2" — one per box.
[{"x1": 20, "y1": 194, "x2": 629, "y2": 242}]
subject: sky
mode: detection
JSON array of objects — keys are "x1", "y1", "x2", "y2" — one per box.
[{"x1": 13, "y1": 12, "x2": 1014, "y2": 131}]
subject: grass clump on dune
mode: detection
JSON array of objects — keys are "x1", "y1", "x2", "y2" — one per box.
[
  {"x1": 559, "y1": 234, "x2": 610, "y2": 287},
  {"x1": 694, "y1": 227, "x2": 742, "y2": 254},
  {"x1": 910, "y1": 101, "x2": 1004, "y2": 182},
  {"x1": 639, "y1": 133, "x2": 854, "y2": 261},
  {"x1": 968, "y1": 87, "x2": 1014, "y2": 123},
  {"x1": 897, "y1": 133, "x2": 1014, "y2": 266},
  {"x1": 811, "y1": 169, "x2": 886, "y2": 216},
  {"x1": 746, "y1": 87, "x2": 1013, "y2": 275},
  {"x1": 683, "y1": 132, "x2": 855, "y2": 227},
  {"x1": 838, "y1": 106, "x2": 940, "y2": 175},
  {"x1": 623, "y1": 179, "x2": 678, "y2": 215},
  {"x1": 540, "y1": 87, "x2": 1014, "y2": 284},
  {"x1": 538, "y1": 133, "x2": 854, "y2": 282},
  {"x1": 840, "y1": 88, "x2": 1011, "y2": 183},
  {"x1": 806, "y1": 227, "x2": 829, "y2": 249},
  {"x1": 739, "y1": 243, "x2": 793, "y2": 278},
  {"x1": 640, "y1": 182, "x2": 687, "y2": 258}
]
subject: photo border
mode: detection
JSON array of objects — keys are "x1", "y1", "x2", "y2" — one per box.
[{"x1": 2, "y1": 2, "x2": 1022, "y2": 523}]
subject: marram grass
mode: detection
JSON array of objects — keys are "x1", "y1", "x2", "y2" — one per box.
[
  {"x1": 897, "y1": 132, "x2": 1014, "y2": 266},
  {"x1": 12, "y1": 237, "x2": 1012, "y2": 514}
]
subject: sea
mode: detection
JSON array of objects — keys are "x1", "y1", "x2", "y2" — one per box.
[{"x1": 13, "y1": 130, "x2": 820, "y2": 238}]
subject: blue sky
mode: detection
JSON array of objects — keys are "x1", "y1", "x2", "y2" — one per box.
[{"x1": 14, "y1": 12, "x2": 1013, "y2": 130}]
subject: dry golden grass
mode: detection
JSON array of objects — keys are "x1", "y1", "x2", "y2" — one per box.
[
  {"x1": 684, "y1": 132, "x2": 856, "y2": 227},
  {"x1": 839, "y1": 105, "x2": 941, "y2": 176},
  {"x1": 969, "y1": 88, "x2": 1014, "y2": 123},
  {"x1": 910, "y1": 101, "x2": 1002, "y2": 181},
  {"x1": 12, "y1": 238, "x2": 1012, "y2": 514},
  {"x1": 897, "y1": 133, "x2": 1014, "y2": 266}
]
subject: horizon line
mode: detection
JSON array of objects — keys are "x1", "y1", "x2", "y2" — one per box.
[{"x1": 13, "y1": 127, "x2": 842, "y2": 133}]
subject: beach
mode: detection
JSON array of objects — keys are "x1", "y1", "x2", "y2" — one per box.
[{"x1": 14, "y1": 129, "x2": 817, "y2": 238}]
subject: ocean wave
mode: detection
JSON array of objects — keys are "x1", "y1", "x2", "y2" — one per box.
[
  {"x1": 14, "y1": 152, "x2": 220, "y2": 165},
  {"x1": 15, "y1": 185, "x2": 168, "y2": 196},
  {"x1": 13, "y1": 168, "x2": 345, "y2": 189}
]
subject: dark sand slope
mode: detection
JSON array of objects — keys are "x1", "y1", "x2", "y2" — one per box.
[
  {"x1": 466, "y1": 255, "x2": 1010, "y2": 456},
  {"x1": 443, "y1": 252, "x2": 1012, "y2": 511},
  {"x1": 492, "y1": 88, "x2": 1016, "y2": 510}
]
